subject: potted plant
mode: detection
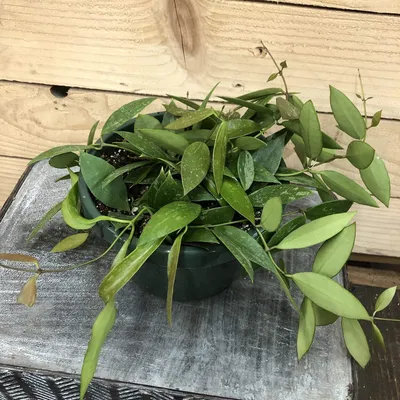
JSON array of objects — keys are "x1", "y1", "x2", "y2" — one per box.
[{"x1": 0, "y1": 50, "x2": 398, "y2": 399}]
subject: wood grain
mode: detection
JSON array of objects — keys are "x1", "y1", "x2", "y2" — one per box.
[
  {"x1": 243, "y1": 0, "x2": 400, "y2": 14},
  {"x1": 347, "y1": 266, "x2": 400, "y2": 288},
  {"x1": 1, "y1": 0, "x2": 400, "y2": 118},
  {"x1": 0, "y1": 156, "x2": 28, "y2": 209}
]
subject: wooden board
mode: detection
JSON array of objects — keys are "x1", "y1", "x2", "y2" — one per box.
[
  {"x1": 1, "y1": 0, "x2": 400, "y2": 118},
  {"x1": 0, "y1": 156, "x2": 28, "y2": 208},
  {"x1": 347, "y1": 266, "x2": 400, "y2": 288},
  {"x1": 245, "y1": 0, "x2": 400, "y2": 14}
]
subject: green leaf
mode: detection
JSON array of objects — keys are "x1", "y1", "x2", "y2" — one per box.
[
  {"x1": 138, "y1": 202, "x2": 201, "y2": 245},
  {"x1": 237, "y1": 151, "x2": 254, "y2": 191},
  {"x1": 268, "y1": 215, "x2": 306, "y2": 247},
  {"x1": 346, "y1": 141, "x2": 375, "y2": 169},
  {"x1": 111, "y1": 231, "x2": 134, "y2": 269},
  {"x1": 312, "y1": 223, "x2": 356, "y2": 277},
  {"x1": 124, "y1": 166, "x2": 153, "y2": 185},
  {"x1": 253, "y1": 163, "x2": 280, "y2": 184},
  {"x1": 80, "y1": 299, "x2": 117, "y2": 400},
  {"x1": 275, "y1": 212, "x2": 356, "y2": 250},
  {"x1": 87, "y1": 121, "x2": 99, "y2": 145},
  {"x1": 224, "y1": 119, "x2": 261, "y2": 139},
  {"x1": 51, "y1": 232, "x2": 90, "y2": 253},
  {"x1": 261, "y1": 197, "x2": 282, "y2": 232},
  {"x1": 162, "y1": 111, "x2": 177, "y2": 127},
  {"x1": 29, "y1": 145, "x2": 93, "y2": 165},
  {"x1": 305, "y1": 200, "x2": 353, "y2": 221},
  {"x1": 80, "y1": 153, "x2": 129, "y2": 211},
  {"x1": 153, "y1": 172, "x2": 185, "y2": 210},
  {"x1": 163, "y1": 101, "x2": 187, "y2": 117},
  {"x1": 102, "y1": 98, "x2": 156, "y2": 135},
  {"x1": 322, "y1": 132, "x2": 343, "y2": 150},
  {"x1": 165, "y1": 109, "x2": 215, "y2": 130},
  {"x1": 182, "y1": 142, "x2": 210, "y2": 195},
  {"x1": 183, "y1": 228, "x2": 219, "y2": 244},
  {"x1": 145, "y1": 169, "x2": 166, "y2": 208},
  {"x1": 252, "y1": 133, "x2": 286, "y2": 174},
  {"x1": 213, "y1": 226, "x2": 274, "y2": 275},
  {"x1": 276, "y1": 97, "x2": 300, "y2": 120},
  {"x1": 312, "y1": 304, "x2": 338, "y2": 326},
  {"x1": 117, "y1": 131, "x2": 172, "y2": 160},
  {"x1": 319, "y1": 171, "x2": 378, "y2": 207},
  {"x1": 360, "y1": 155, "x2": 390, "y2": 207},
  {"x1": 292, "y1": 272, "x2": 370, "y2": 320},
  {"x1": 220, "y1": 177, "x2": 254, "y2": 223},
  {"x1": 103, "y1": 161, "x2": 152, "y2": 187},
  {"x1": 297, "y1": 297, "x2": 316, "y2": 360},
  {"x1": 238, "y1": 88, "x2": 282, "y2": 100},
  {"x1": 187, "y1": 185, "x2": 215, "y2": 202},
  {"x1": 249, "y1": 184, "x2": 312, "y2": 207},
  {"x1": 316, "y1": 148, "x2": 336, "y2": 163},
  {"x1": 0, "y1": 253, "x2": 38, "y2": 264},
  {"x1": 167, "y1": 95, "x2": 200, "y2": 110},
  {"x1": 219, "y1": 96, "x2": 273, "y2": 114},
  {"x1": 299, "y1": 100, "x2": 322, "y2": 159},
  {"x1": 291, "y1": 134, "x2": 307, "y2": 167},
  {"x1": 167, "y1": 228, "x2": 186, "y2": 324},
  {"x1": 330, "y1": 86, "x2": 366, "y2": 139},
  {"x1": 194, "y1": 206, "x2": 235, "y2": 225},
  {"x1": 178, "y1": 129, "x2": 213, "y2": 143},
  {"x1": 27, "y1": 201, "x2": 63, "y2": 241},
  {"x1": 213, "y1": 122, "x2": 229, "y2": 193},
  {"x1": 139, "y1": 129, "x2": 189, "y2": 155},
  {"x1": 374, "y1": 286, "x2": 397, "y2": 314},
  {"x1": 342, "y1": 318, "x2": 370, "y2": 368},
  {"x1": 268, "y1": 72, "x2": 278, "y2": 82},
  {"x1": 371, "y1": 110, "x2": 382, "y2": 128},
  {"x1": 317, "y1": 188, "x2": 336, "y2": 203},
  {"x1": 277, "y1": 171, "x2": 323, "y2": 189},
  {"x1": 134, "y1": 114, "x2": 162, "y2": 132},
  {"x1": 49, "y1": 152, "x2": 79, "y2": 169},
  {"x1": 223, "y1": 167, "x2": 236, "y2": 179},
  {"x1": 99, "y1": 238, "x2": 164, "y2": 302},
  {"x1": 371, "y1": 323, "x2": 386, "y2": 351},
  {"x1": 235, "y1": 137, "x2": 265, "y2": 151}
]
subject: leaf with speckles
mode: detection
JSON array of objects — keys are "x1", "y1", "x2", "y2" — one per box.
[
  {"x1": 165, "y1": 109, "x2": 215, "y2": 130},
  {"x1": 249, "y1": 184, "x2": 312, "y2": 207}
]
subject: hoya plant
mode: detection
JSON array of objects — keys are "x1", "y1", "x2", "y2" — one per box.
[{"x1": 0, "y1": 50, "x2": 398, "y2": 399}]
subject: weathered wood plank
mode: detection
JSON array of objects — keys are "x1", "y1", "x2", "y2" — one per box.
[
  {"x1": 1, "y1": 0, "x2": 400, "y2": 118},
  {"x1": 347, "y1": 266, "x2": 400, "y2": 288},
  {"x1": 241, "y1": 0, "x2": 400, "y2": 14}
]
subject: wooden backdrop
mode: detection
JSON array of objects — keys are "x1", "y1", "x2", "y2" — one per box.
[{"x1": 0, "y1": 0, "x2": 399, "y2": 259}]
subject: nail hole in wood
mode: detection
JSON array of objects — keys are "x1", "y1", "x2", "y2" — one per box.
[{"x1": 50, "y1": 86, "x2": 70, "y2": 98}]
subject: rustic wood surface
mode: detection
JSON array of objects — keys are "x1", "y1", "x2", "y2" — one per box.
[
  {"x1": 0, "y1": 162, "x2": 353, "y2": 400},
  {"x1": 347, "y1": 266, "x2": 400, "y2": 288},
  {"x1": 1, "y1": 0, "x2": 400, "y2": 118},
  {"x1": 351, "y1": 285, "x2": 400, "y2": 400}
]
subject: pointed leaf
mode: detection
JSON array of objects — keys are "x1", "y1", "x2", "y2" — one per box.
[
  {"x1": 342, "y1": 318, "x2": 370, "y2": 368},
  {"x1": 102, "y1": 97, "x2": 156, "y2": 135},
  {"x1": 102, "y1": 161, "x2": 152, "y2": 188},
  {"x1": 235, "y1": 137, "x2": 265, "y2": 151},
  {"x1": 100, "y1": 238, "x2": 164, "y2": 302},
  {"x1": 237, "y1": 151, "x2": 254, "y2": 191},
  {"x1": 277, "y1": 97, "x2": 300, "y2": 120},
  {"x1": 134, "y1": 114, "x2": 162, "y2": 132},
  {"x1": 312, "y1": 223, "x2": 356, "y2": 277},
  {"x1": 187, "y1": 186, "x2": 215, "y2": 202},
  {"x1": 305, "y1": 200, "x2": 353, "y2": 221},
  {"x1": 374, "y1": 286, "x2": 397, "y2": 314},
  {"x1": 80, "y1": 153, "x2": 129, "y2": 211},
  {"x1": 322, "y1": 132, "x2": 343, "y2": 150},
  {"x1": 0, "y1": 253, "x2": 38, "y2": 264},
  {"x1": 291, "y1": 133, "x2": 307, "y2": 167},
  {"x1": 319, "y1": 170, "x2": 378, "y2": 207},
  {"x1": 238, "y1": 88, "x2": 282, "y2": 100},
  {"x1": 165, "y1": 109, "x2": 215, "y2": 130},
  {"x1": 346, "y1": 141, "x2": 375, "y2": 169},
  {"x1": 253, "y1": 133, "x2": 286, "y2": 174},
  {"x1": 249, "y1": 184, "x2": 312, "y2": 207},
  {"x1": 163, "y1": 101, "x2": 187, "y2": 117},
  {"x1": 224, "y1": 119, "x2": 261, "y2": 139},
  {"x1": 219, "y1": 96, "x2": 273, "y2": 113},
  {"x1": 17, "y1": 275, "x2": 37, "y2": 307},
  {"x1": 178, "y1": 129, "x2": 213, "y2": 143},
  {"x1": 138, "y1": 202, "x2": 201, "y2": 245},
  {"x1": 167, "y1": 229, "x2": 186, "y2": 324},
  {"x1": 49, "y1": 152, "x2": 79, "y2": 169},
  {"x1": 139, "y1": 129, "x2": 189, "y2": 155},
  {"x1": 124, "y1": 165, "x2": 153, "y2": 185},
  {"x1": 297, "y1": 297, "x2": 316, "y2": 360},
  {"x1": 253, "y1": 163, "x2": 280, "y2": 184},
  {"x1": 299, "y1": 100, "x2": 322, "y2": 159},
  {"x1": 261, "y1": 197, "x2": 282, "y2": 232},
  {"x1": 372, "y1": 323, "x2": 386, "y2": 351},
  {"x1": 371, "y1": 110, "x2": 382, "y2": 128},
  {"x1": 87, "y1": 121, "x2": 100, "y2": 145},
  {"x1": 199, "y1": 83, "x2": 219, "y2": 110},
  {"x1": 330, "y1": 86, "x2": 366, "y2": 139},
  {"x1": 145, "y1": 169, "x2": 166, "y2": 209},
  {"x1": 312, "y1": 304, "x2": 338, "y2": 326},
  {"x1": 268, "y1": 215, "x2": 306, "y2": 247},
  {"x1": 182, "y1": 142, "x2": 210, "y2": 195},
  {"x1": 220, "y1": 177, "x2": 254, "y2": 223},
  {"x1": 193, "y1": 206, "x2": 235, "y2": 225},
  {"x1": 276, "y1": 212, "x2": 356, "y2": 250},
  {"x1": 80, "y1": 300, "x2": 117, "y2": 399},
  {"x1": 213, "y1": 122, "x2": 228, "y2": 193},
  {"x1": 27, "y1": 201, "x2": 63, "y2": 241},
  {"x1": 153, "y1": 173, "x2": 185, "y2": 210},
  {"x1": 183, "y1": 228, "x2": 219, "y2": 244},
  {"x1": 360, "y1": 156, "x2": 391, "y2": 207},
  {"x1": 29, "y1": 145, "x2": 93, "y2": 165},
  {"x1": 51, "y1": 232, "x2": 90, "y2": 253},
  {"x1": 268, "y1": 72, "x2": 278, "y2": 82},
  {"x1": 316, "y1": 148, "x2": 336, "y2": 163},
  {"x1": 292, "y1": 272, "x2": 370, "y2": 320}
]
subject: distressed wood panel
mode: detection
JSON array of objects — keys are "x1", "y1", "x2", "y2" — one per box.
[
  {"x1": 347, "y1": 266, "x2": 400, "y2": 288},
  {"x1": 243, "y1": 0, "x2": 400, "y2": 14},
  {"x1": 1, "y1": 0, "x2": 400, "y2": 118},
  {"x1": 0, "y1": 156, "x2": 28, "y2": 209}
]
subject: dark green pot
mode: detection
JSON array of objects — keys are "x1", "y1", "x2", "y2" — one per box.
[{"x1": 78, "y1": 113, "x2": 241, "y2": 301}]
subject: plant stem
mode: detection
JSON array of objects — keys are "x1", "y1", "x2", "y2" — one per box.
[
  {"x1": 260, "y1": 40, "x2": 289, "y2": 100},
  {"x1": 255, "y1": 227, "x2": 269, "y2": 251},
  {"x1": 0, "y1": 263, "x2": 37, "y2": 274},
  {"x1": 191, "y1": 219, "x2": 248, "y2": 229},
  {"x1": 374, "y1": 317, "x2": 400, "y2": 323},
  {"x1": 267, "y1": 251, "x2": 285, "y2": 275},
  {"x1": 358, "y1": 69, "x2": 368, "y2": 136},
  {"x1": 276, "y1": 168, "x2": 309, "y2": 177}
]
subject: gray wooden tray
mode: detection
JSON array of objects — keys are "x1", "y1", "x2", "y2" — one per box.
[{"x1": 0, "y1": 162, "x2": 352, "y2": 400}]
